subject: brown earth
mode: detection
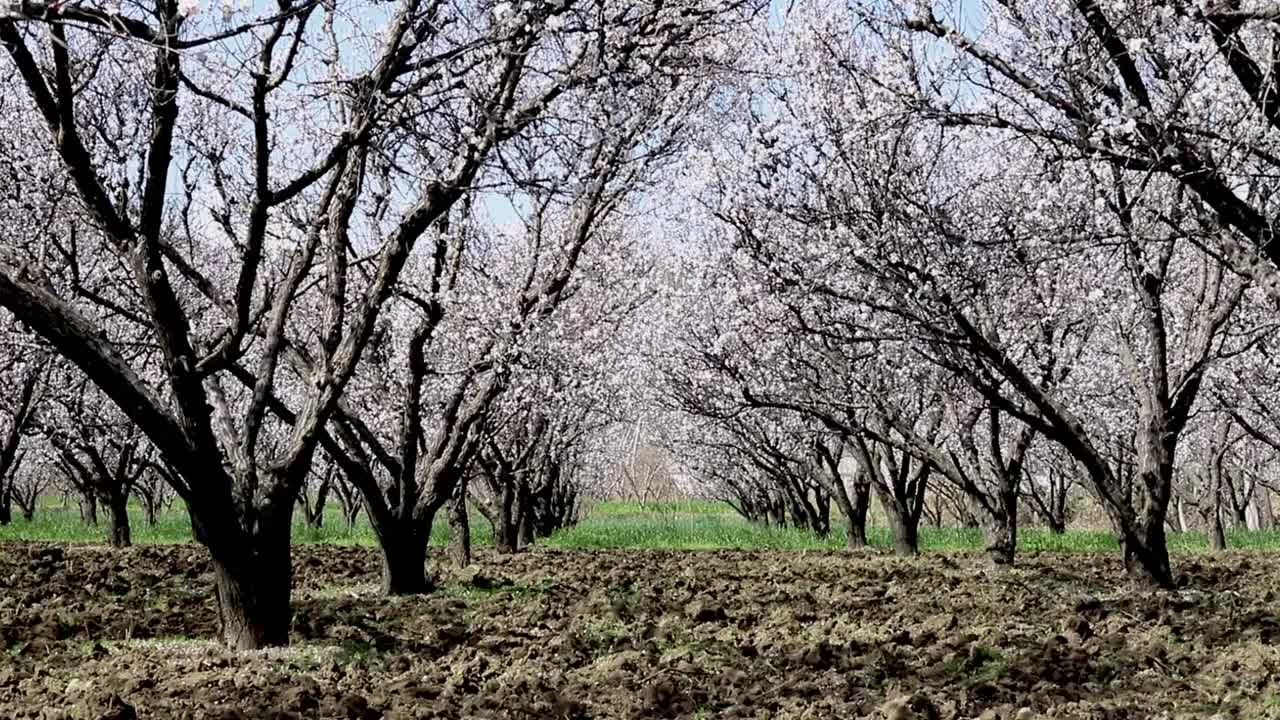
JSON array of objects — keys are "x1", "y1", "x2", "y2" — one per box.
[{"x1": 0, "y1": 544, "x2": 1278, "y2": 719}]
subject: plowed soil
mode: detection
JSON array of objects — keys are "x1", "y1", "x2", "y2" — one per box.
[{"x1": 1, "y1": 544, "x2": 1277, "y2": 719}]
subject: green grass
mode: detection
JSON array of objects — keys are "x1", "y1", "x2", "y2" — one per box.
[
  {"x1": 0, "y1": 503, "x2": 492, "y2": 547},
  {"x1": 583, "y1": 499, "x2": 730, "y2": 516},
  {"x1": 545, "y1": 506, "x2": 1280, "y2": 553},
  {"x1": 3, "y1": 499, "x2": 1280, "y2": 554}
]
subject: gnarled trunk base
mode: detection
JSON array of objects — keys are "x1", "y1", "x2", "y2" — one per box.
[
  {"x1": 105, "y1": 494, "x2": 131, "y2": 548},
  {"x1": 983, "y1": 491, "x2": 1018, "y2": 566},
  {"x1": 212, "y1": 550, "x2": 292, "y2": 650},
  {"x1": 845, "y1": 514, "x2": 868, "y2": 550},
  {"x1": 448, "y1": 491, "x2": 471, "y2": 568},
  {"x1": 493, "y1": 520, "x2": 518, "y2": 554},
  {"x1": 1121, "y1": 523, "x2": 1173, "y2": 589},
  {"x1": 887, "y1": 511, "x2": 919, "y2": 556},
  {"x1": 380, "y1": 531, "x2": 431, "y2": 595},
  {"x1": 984, "y1": 517, "x2": 1016, "y2": 566},
  {"x1": 80, "y1": 495, "x2": 98, "y2": 526}
]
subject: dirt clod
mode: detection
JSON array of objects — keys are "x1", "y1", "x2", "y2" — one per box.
[
  {"x1": 96, "y1": 693, "x2": 136, "y2": 720},
  {"x1": 878, "y1": 692, "x2": 939, "y2": 720},
  {"x1": 683, "y1": 599, "x2": 726, "y2": 623},
  {"x1": 338, "y1": 693, "x2": 379, "y2": 720}
]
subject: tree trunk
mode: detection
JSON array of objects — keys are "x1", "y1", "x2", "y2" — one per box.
[
  {"x1": 984, "y1": 516, "x2": 1016, "y2": 565},
  {"x1": 1047, "y1": 482, "x2": 1067, "y2": 534},
  {"x1": 1209, "y1": 511, "x2": 1226, "y2": 551},
  {"x1": 448, "y1": 485, "x2": 471, "y2": 568},
  {"x1": 1121, "y1": 518, "x2": 1173, "y2": 588},
  {"x1": 1209, "y1": 477, "x2": 1227, "y2": 552},
  {"x1": 517, "y1": 509, "x2": 534, "y2": 549},
  {"x1": 105, "y1": 491, "x2": 131, "y2": 548},
  {"x1": 80, "y1": 494, "x2": 98, "y2": 526},
  {"x1": 1233, "y1": 505, "x2": 1248, "y2": 530},
  {"x1": 1257, "y1": 490, "x2": 1276, "y2": 531},
  {"x1": 880, "y1": 492, "x2": 919, "y2": 556},
  {"x1": 492, "y1": 483, "x2": 518, "y2": 554},
  {"x1": 516, "y1": 481, "x2": 534, "y2": 550},
  {"x1": 143, "y1": 497, "x2": 159, "y2": 527},
  {"x1": 493, "y1": 522, "x2": 516, "y2": 553},
  {"x1": 304, "y1": 481, "x2": 329, "y2": 530},
  {"x1": 765, "y1": 501, "x2": 784, "y2": 528},
  {"x1": 377, "y1": 524, "x2": 432, "y2": 595},
  {"x1": 1048, "y1": 474, "x2": 1070, "y2": 534},
  {"x1": 0, "y1": 485, "x2": 11, "y2": 525},
  {"x1": 955, "y1": 494, "x2": 981, "y2": 529},
  {"x1": 813, "y1": 489, "x2": 831, "y2": 537},
  {"x1": 341, "y1": 492, "x2": 361, "y2": 529},
  {"x1": 889, "y1": 513, "x2": 918, "y2": 556},
  {"x1": 983, "y1": 488, "x2": 1018, "y2": 566},
  {"x1": 1105, "y1": 424, "x2": 1176, "y2": 587},
  {"x1": 212, "y1": 552, "x2": 291, "y2": 650},
  {"x1": 836, "y1": 480, "x2": 870, "y2": 550},
  {"x1": 200, "y1": 502, "x2": 297, "y2": 650},
  {"x1": 304, "y1": 506, "x2": 324, "y2": 529}
]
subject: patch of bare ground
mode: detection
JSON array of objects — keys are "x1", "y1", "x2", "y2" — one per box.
[{"x1": 1, "y1": 544, "x2": 1277, "y2": 719}]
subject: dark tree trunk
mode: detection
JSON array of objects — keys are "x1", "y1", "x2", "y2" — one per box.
[
  {"x1": 491, "y1": 482, "x2": 518, "y2": 554},
  {"x1": 516, "y1": 481, "x2": 534, "y2": 549},
  {"x1": 1209, "y1": 511, "x2": 1227, "y2": 551},
  {"x1": 104, "y1": 491, "x2": 131, "y2": 548},
  {"x1": 302, "y1": 480, "x2": 330, "y2": 530},
  {"x1": 983, "y1": 488, "x2": 1017, "y2": 566},
  {"x1": 874, "y1": 481, "x2": 922, "y2": 557},
  {"x1": 448, "y1": 483, "x2": 471, "y2": 568},
  {"x1": 14, "y1": 485, "x2": 38, "y2": 522},
  {"x1": 80, "y1": 493, "x2": 98, "y2": 526},
  {"x1": 1209, "y1": 461, "x2": 1228, "y2": 551},
  {"x1": 1121, "y1": 515, "x2": 1173, "y2": 588},
  {"x1": 143, "y1": 495, "x2": 159, "y2": 527},
  {"x1": 517, "y1": 508, "x2": 534, "y2": 549},
  {"x1": 1102, "y1": 427, "x2": 1176, "y2": 587},
  {"x1": 1051, "y1": 482, "x2": 1068, "y2": 533},
  {"x1": 836, "y1": 480, "x2": 870, "y2": 550},
  {"x1": 850, "y1": 435, "x2": 929, "y2": 556},
  {"x1": 212, "y1": 551, "x2": 291, "y2": 649},
  {"x1": 876, "y1": 485, "x2": 921, "y2": 557},
  {"x1": 886, "y1": 505, "x2": 919, "y2": 556},
  {"x1": 528, "y1": 467, "x2": 579, "y2": 537},
  {"x1": 765, "y1": 501, "x2": 785, "y2": 528},
  {"x1": 1026, "y1": 467, "x2": 1071, "y2": 534},
  {"x1": 1233, "y1": 505, "x2": 1248, "y2": 530},
  {"x1": 304, "y1": 506, "x2": 324, "y2": 529},
  {"x1": 377, "y1": 522, "x2": 432, "y2": 595},
  {"x1": 0, "y1": 485, "x2": 11, "y2": 525},
  {"x1": 493, "y1": 523, "x2": 515, "y2": 553},
  {"x1": 200, "y1": 500, "x2": 297, "y2": 649},
  {"x1": 812, "y1": 488, "x2": 831, "y2": 537}
]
